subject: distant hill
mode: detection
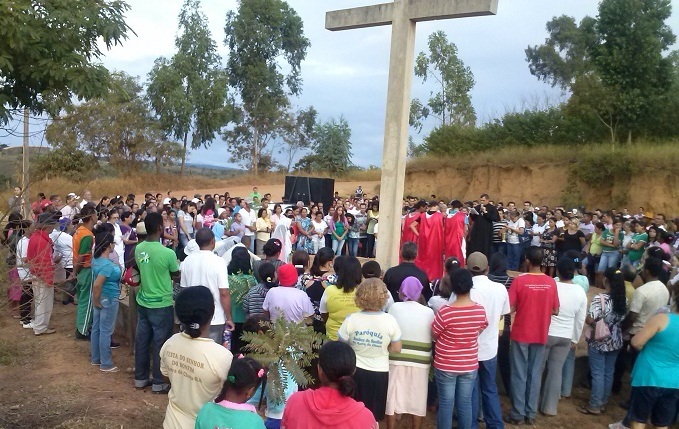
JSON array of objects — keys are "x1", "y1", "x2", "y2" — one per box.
[{"x1": 0, "y1": 145, "x2": 244, "y2": 183}]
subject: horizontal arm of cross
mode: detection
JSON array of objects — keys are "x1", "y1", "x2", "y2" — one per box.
[{"x1": 326, "y1": 0, "x2": 498, "y2": 32}]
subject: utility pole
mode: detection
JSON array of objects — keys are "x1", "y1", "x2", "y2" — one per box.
[{"x1": 22, "y1": 108, "x2": 30, "y2": 219}]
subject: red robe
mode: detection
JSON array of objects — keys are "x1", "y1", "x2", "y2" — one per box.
[
  {"x1": 401, "y1": 212, "x2": 421, "y2": 246},
  {"x1": 415, "y1": 211, "x2": 444, "y2": 281},
  {"x1": 445, "y1": 211, "x2": 467, "y2": 266}
]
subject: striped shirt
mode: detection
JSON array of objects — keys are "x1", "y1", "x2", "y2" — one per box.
[
  {"x1": 388, "y1": 302, "x2": 435, "y2": 368},
  {"x1": 242, "y1": 284, "x2": 270, "y2": 317},
  {"x1": 432, "y1": 304, "x2": 488, "y2": 373}
]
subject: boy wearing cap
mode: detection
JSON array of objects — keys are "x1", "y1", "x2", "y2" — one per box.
[
  {"x1": 27, "y1": 212, "x2": 61, "y2": 335},
  {"x1": 453, "y1": 252, "x2": 510, "y2": 429},
  {"x1": 386, "y1": 276, "x2": 435, "y2": 429}
]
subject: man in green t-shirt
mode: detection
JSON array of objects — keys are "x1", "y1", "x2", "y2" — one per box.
[
  {"x1": 626, "y1": 220, "x2": 648, "y2": 267},
  {"x1": 134, "y1": 212, "x2": 179, "y2": 394}
]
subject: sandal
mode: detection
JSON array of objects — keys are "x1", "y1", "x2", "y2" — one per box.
[{"x1": 577, "y1": 406, "x2": 601, "y2": 415}]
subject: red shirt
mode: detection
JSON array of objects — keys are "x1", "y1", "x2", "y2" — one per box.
[
  {"x1": 26, "y1": 229, "x2": 54, "y2": 286},
  {"x1": 509, "y1": 273, "x2": 560, "y2": 344},
  {"x1": 432, "y1": 303, "x2": 488, "y2": 373},
  {"x1": 282, "y1": 386, "x2": 377, "y2": 429}
]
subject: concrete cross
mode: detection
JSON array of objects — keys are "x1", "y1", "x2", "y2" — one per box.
[{"x1": 326, "y1": 0, "x2": 498, "y2": 270}]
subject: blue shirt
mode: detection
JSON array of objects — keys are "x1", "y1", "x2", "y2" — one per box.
[{"x1": 92, "y1": 257, "x2": 122, "y2": 298}]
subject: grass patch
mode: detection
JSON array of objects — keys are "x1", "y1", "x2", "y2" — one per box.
[
  {"x1": 406, "y1": 140, "x2": 679, "y2": 174},
  {"x1": 0, "y1": 338, "x2": 36, "y2": 366}
]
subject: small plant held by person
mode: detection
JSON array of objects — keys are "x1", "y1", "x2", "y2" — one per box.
[{"x1": 240, "y1": 316, "x2": 324, "y2": 404}]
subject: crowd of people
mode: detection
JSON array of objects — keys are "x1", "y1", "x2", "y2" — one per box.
[{"x1": 2, "y1": 186, "x2": 679, "y2": 429}]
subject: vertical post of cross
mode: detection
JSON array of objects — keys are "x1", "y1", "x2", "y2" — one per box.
[{"x1": 326, "y1": 0, "x2": 498, "y2": 270}]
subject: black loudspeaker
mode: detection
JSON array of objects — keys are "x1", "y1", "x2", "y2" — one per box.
[{"x1": 284, "y1": 176, "x2": 335, "y2": 211}]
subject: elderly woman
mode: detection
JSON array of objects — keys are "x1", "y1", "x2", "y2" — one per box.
[
  {"x1": 386, "y1": 277, "x2": 435, "y2": 429},
  {"x1": 338, "y1": 278, "x2": 402, "y2": 422}
]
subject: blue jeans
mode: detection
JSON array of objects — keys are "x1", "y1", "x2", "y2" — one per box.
[
  {"x1": 492, "y1": 242, "x2": 506, "y2": 257},
  {"x1": 91, "y1": 296, "x2": 119, "y2": 369},
  {"x1": 471, "y1": 357, "x2": 504, "y2": 429},
  {"x1": 561, "y1": 348, "x2": 575, "y2": 397},
  {"x1": 507, "y1": 243, "x2": 521, "y2": 271},
  {"x1": 134, "y1": 305, "x2": 174, "y2": 387},
  {"x1": 436, "y1": 368, "x2": 477, "y2": 429},
  {"x1": 331, "y1": 238, "x2": 345, "y2": 255},
  {"x1": 588, "y1": 346, "x2": 620, "y2": 409},
  {"x1": 347, "y1": 237, "x2": 359, "y2": 256},
  {"x1": 510, "y1": 341, "x2": 546, "y2": 420},
  {"x1": 597, "y1": 251, "x2": 620, "y2": 272}
]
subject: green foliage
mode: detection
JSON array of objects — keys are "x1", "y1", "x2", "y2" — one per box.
[
  {"x1": 240, "y1": 318, "x2": 323, "y2": 405},
  {"x1": 147, "y1": 0, "x2": 231, "y2": 175},
  {"x1": 592, "y1": 0, "x2": 676, "y2": 139},
  {"x1": 411, "y1": 31, "x2": 476, "y2": 131},
  {"x1": 295, "y1": 117, "x2": 353, "y2": 175},
  {"x1": 224, "y1": 0, "x2": 310, "y2": 176},
  {"x1": 0, "y1": 0, "x2": 133, "y2": 124},
  {"x1": 575, "y1": 151, "x2": 637, "y2": 187},
  {"x1": 525, "y1": 1, "x2": 677, "y2": 142},
  {"x1": 45, "y1": 72, "x2": 180, "y2": 173},
  {"x1": 525, "y1": 15, "x2": 597, "y2": 90},
  {"x1": 32, "y1": 146, "x2": 93, "y2": 180},
  {"x1": 280, "y1": 106, "x2": 318, "y2": 172}
]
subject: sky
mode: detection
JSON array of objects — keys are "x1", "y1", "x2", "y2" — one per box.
[{"x1": 4, "y1": 0, "x2": 679, "y2": 168}]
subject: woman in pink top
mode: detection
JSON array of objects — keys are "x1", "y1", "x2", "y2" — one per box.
[
  {"x1": 432, "y1": 269, "x2": 488, "y2": 429},
  {"x1": 281, "y1": 341, "x2": 377, "y2": 429}
]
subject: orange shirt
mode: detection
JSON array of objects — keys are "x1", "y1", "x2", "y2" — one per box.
[{"x1": 72, "y1": 225, "x2": 94, "y2": 268}]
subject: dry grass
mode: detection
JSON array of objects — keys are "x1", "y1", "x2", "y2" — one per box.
[{"x1": 406, "y1": 140, "x2": 679, "y2": 173}]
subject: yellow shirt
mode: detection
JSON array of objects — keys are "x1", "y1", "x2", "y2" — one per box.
[
  {"x1": 160, "y1": 333, "x2": 233, "y2": 429},
  {"x1": 321, "y1": 285, "x2": 360, "y2": 341},
  {"x1": 255, "y1": 217, "x2": 271, "y2": 242}
]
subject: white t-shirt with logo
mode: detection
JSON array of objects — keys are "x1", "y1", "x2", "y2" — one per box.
[
  {"x1": 450, "y1": 275, "x2": 510, "y2": 361},
  {"x1": 160, "y1": 333, "x2": 233, "y2": 429},
  {"x1": 338, "y1": 311, "x2": 402, "y2": 372},
  {"x1": 180, "y1": 250, "x2": 230, "y2": 325}
]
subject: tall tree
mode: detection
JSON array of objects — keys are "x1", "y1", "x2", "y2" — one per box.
[
  {"x1": 526, "y1": 1, "x2": 676, "y2": 142},
  {"x1": 223, "y1": 0, "x2": 310, "y2": 175},
  {"x1": 147, "y1": 0, "x2": 230, "y2": 175},
  {"x1": 0, "y1": 0, "x2": 133, "y2": 124},
  {"x1": 45, "y1": 72, "x2": 176, "y2": 170},
  {"x1": 592, "y1": 0, "x2": 676, "y2": 142},
  {"x1": 296, "y1": 117, "x2": 352, "y2": 175},
  {"x1": 280, "y1": 106, "x2": 317, "y2": 172},
  {"x1": 525, "y1": 15, "x2": 597, "y2": 91},
  {"x1": 410, "y1": 31, "x2": 476, "y2": 131}
]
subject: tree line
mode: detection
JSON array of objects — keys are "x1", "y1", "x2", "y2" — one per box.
[
  {"x1": 409, "y1": 0, "x2": 678, "y2": 158},
  {"x1": 1, "y1": 0, "x2": 353, "y2": 178}
]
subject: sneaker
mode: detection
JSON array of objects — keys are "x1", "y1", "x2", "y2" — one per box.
[
  {"x1": 35, "y1": 328, "x2": 56, "y2": 336},
  {"x1": 110, "y1": 341, "x2": 120, "y2": 349},
  {"x1": 608, "y1": 422, "x2": 630, "y2": 429},
  {"x1": 100, "y1": 366, "x2": 120, "y2": 373},
  {"x1": 22, "y1": 321, "x2": 34, "y2": 329}
]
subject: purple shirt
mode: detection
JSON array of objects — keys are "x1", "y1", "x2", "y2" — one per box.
[{"x1": 263, "y1": 287, "x2": 314, "y2": 323}]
